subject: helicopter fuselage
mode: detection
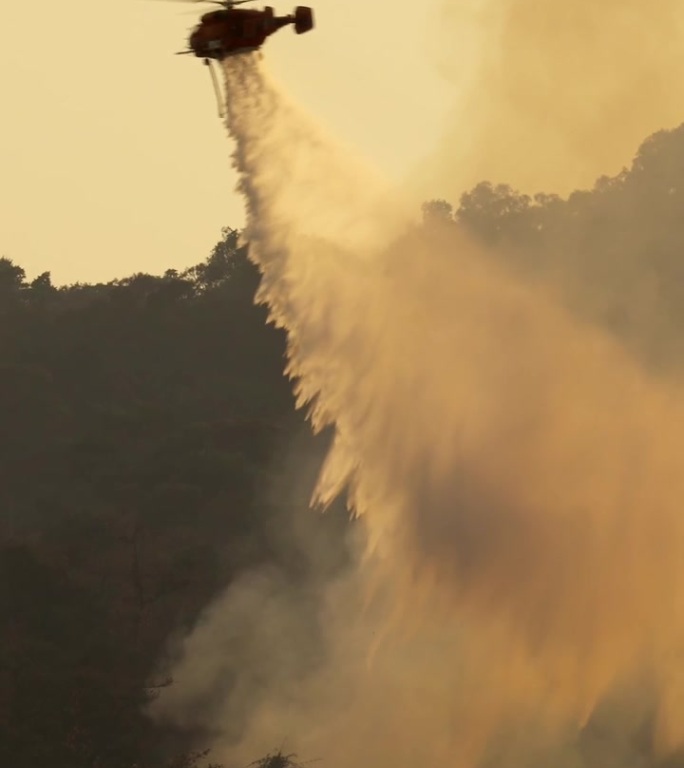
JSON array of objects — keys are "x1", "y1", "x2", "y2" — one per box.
[{"x1": 186, "y1": 5, "x2": 313, "y2": 60}]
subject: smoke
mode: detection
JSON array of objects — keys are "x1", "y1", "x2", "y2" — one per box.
[
  {"x1": 152, "y1": 53, "x2": 684, "y2": 768},
  {"x1": 413, "y1": 0, "x2": 684, "y2": 197}
]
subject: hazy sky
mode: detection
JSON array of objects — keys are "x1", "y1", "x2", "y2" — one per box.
[
  {"x1": 414, "y1": 0, "x2": 684, "y2": 201},
  {"x1": 0, "y1": 0, "x2": 451, "y2": 285}
]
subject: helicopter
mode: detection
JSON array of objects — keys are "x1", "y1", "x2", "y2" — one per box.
[
  {"x1": 169, "y1": 0, "x2": 314, "y2": 117},
  {"x1": 175, "y1": 0, "x2": 314, "y2": 62}
]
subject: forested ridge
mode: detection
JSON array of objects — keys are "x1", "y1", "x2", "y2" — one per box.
[
  {"x1": 425, "y1": 123, "x2": 684, "y2": 372},
  {"x1": 0, "y1": 229, "x2": 349, "y2": 767},
  {"x1": 3, "y1": 121, "x2": 684, "y2": 767}
]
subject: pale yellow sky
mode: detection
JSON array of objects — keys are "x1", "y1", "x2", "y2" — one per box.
[
  {"x1": 416, "y1": 0, "x2": 684, "y2": 202},
  {"x1": 0, "y1": 0, "x2": 452, "y2": 285}
]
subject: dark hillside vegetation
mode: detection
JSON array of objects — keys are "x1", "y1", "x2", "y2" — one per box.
[{"x1": 0, "y1": 229, "x2": 349, "y2": 768}]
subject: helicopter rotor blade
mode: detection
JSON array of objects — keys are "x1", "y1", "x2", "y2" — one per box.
[
  {"x1": 144, "y1": 0, "x2": 218, "y2": 5},
  {"x1": 145, "y1": 0, "x2": 256, "y2": 4}
]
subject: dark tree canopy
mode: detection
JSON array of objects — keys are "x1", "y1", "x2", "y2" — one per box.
[{"x1": 0, "y1": 229, "x2": 349, "y2": 768}]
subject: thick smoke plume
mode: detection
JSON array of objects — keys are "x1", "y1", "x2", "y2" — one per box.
[
  {"x1": 416, "y1": 0, "x2": 684, "y2": 196},
  {"x1": 153, "y1": 53, "x2": 684, "y2": 768}
]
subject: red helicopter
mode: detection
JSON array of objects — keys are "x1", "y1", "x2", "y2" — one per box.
[
  {"x1": 168, "y1": 0, "x2": 314, "y2": 116},
  {"x1": 176, "y1": 0, "x2": 314, "y2": 62}
]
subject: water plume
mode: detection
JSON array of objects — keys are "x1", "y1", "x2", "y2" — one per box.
[{"x1": 154, "y1": 53, "x2": 684, "y2": 768}]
